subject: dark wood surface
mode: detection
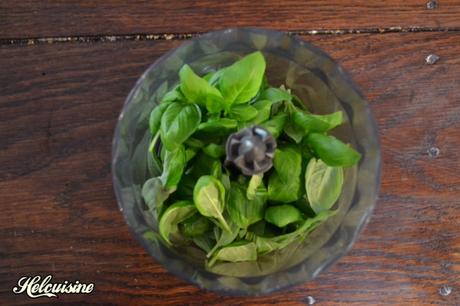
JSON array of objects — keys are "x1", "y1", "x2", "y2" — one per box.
[
  {"x1": 1, "y1": 1, "x2": 460, "y2": 39},
  {"x1": 1, "y1": 2, "x2": 460, "y2": 305}
]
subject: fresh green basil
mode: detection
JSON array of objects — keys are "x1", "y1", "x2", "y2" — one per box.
[
  {"x1": 254, "y1": 210, "x2": 336, "y2": 255},
  {"x1": 160, "y1": 102, "x2": 201, "y2": 151},
  {"x1": 202, "y1": 143, "x2": 225, "y2": 159},
  {"x1": 160, "y1": 145, "x2": 186, "y2": 188},
  {"x1": 149, "y1": 101, "x2": 172, "y2": 136},
  {"x1": 141, "y1": 177, "x2": 172, "y2": 216},
  {"x1": 307, "y1": 133, "x2": 361, "y2": 166},
  {"x1": 193, "y1": 175, "x2": 231, "y2": 232},
  {"x1": 207, "y1": 221, "x2": 239, "y2": 258},
  {"x1": 268, "y1": 145, "x2": 302, "y2": 203},
  {"x1": 179, "y1": 213, "x2": 212, "y2": 237},
  {"x1": 161, "y1": 86, "x2": 184, "y2": 103},
  {"x1": 246, "y1": 174, "x2": 263, "y2": 200},
  {"x1": 260, "y1": 113, "x2": 287, "y2": 138},
  {"x1": 293, "y1": 111, "x2": 343, "y2": 135},
  {"x1": 264, "y1": 205, "x2": 303, "y2": 228},
  {"x1": 219, "y1": 51, "x2": 266, "y2": 106},
  {"x1": 250, "y1": 100, "x2": 272, "y2": 124},
  {"x1": 208, "y1": 241, "x2": 257, "y2": 266},
  {"x1": 159, "y1": 201, "x2": 196, "y2": 244},
  {"x1": 227, "y1": 183, "x2": 265, "y2": 229},
  {"x1": 179, "y1": 64, "x2": 224, "y2": 113},
  {"x1": 305, "y1": 158, "x2": 344, "y2": 214},
  {"x1": 259, "y1": 87, "x2": 292, "y2": 103},
  {"x1": 197, "y1": 118, "x2": 238, "y2": 135},
  {"x1": 228, "y1": 104, "x2": 259, "y2": 121}
]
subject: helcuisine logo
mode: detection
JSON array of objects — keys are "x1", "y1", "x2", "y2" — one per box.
[{"x1": 12, "y1": 275, "x2": 94, "y2": 298}]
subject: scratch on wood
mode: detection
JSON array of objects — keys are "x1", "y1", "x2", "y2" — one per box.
[{"x1": 1, "y1": 26, "x2": 460, "y2": 46}]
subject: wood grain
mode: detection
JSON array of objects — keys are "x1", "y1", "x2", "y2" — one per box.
[
  {"x1": 1, "y1": 1, "x2": 460, "y2": 39},
  {"x1": 1, "y1": 32, "x2": 460, "y2": 305}
]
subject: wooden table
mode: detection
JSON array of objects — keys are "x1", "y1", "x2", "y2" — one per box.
[{"x1": 1, "y1": 1, "x2": 459, "y2": 305}]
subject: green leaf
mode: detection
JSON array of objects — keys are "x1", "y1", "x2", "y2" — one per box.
[
  {"x1": 219, "y1": 51, "x2": 266, "y2": 106},
  {"x1": 249, "y1": 100, "x2": 272, "y2": 124},
  {"x1": 162, "y1": 86, "x2": 184, "y2": 103},
  {"x1": 247, "y1": 174, "x2": 263, "y2": 200},
  {"x1": 193, "y1": 175, "x2": 230, "y2": 232},
  {"x1": 149, "y1": 101, "x2": 172, "y2": 136},
  {"x1": 268, "y1": 145, "x2": 302, "y2": 203},
  {"x1": 174, "y1": 173, "x2": 196, "y2": 198},
  {"x1": 159, "y1": 201, "x2": 196, "y2": 244},
  {"x1": 293, "y1": 111, "x2": 343, "y2": 135},
  {"x1": 259, "y1": 113, "x2": 287, "y2": 139},
  {"x1": 305, "y1": 158, "x2": 344, "y2": 214},
  {"x1": 189, "y1": 152, "x2": 222, "y2": 180},
  {"x1": 160, "y1": 145, "x2": 186, "y2": 188},
  {"x1": 264, "y1": 205, "x2": 303, "y2": 228},
  {"x1": 179, "y1": 213, "x2": 212, "y2": 237},
  {"x1": 202, "y1": 143, "x2": 225, "y2": 159},
  {"x1": 254, "y1": 210, "x2": 336, "y2": 255},
  {"x1": 179, "y1": 64, "x2": 224, "y2": 113},
  {"x1": 193, "y1": 234, "x2": 215, "y2": 253},
  {"x1": 141, "y1": 177, "x2": 172, "y2": 217},
  {"x1": 227, "y1": 183, "x2": 266, "y2": 229},
  {"x1": 259, "y1": 87, "x2": 292, "y2": 103},
  {"x1": 147, "y1": 132, "x2": 162, "y2": 177},
  {"x1": 207, "y1": 221, "x2": 239, "y2": 257},
  {"x1": 209, "y1": 241, "x2": 257, "y2": 266},
  {"x1": 160, "y1": 102, "x2": 201, "y2": 151},
  {"x1": 185, "y1": 137, "x2": 206, "y2": 149},
  {"x1": 283, "y1": 100, "x2": 305, "y2": 143},
  {"x1": 228, "y1": 104, "x2": 259, "y2": 121},
  {"x1": 197, "y1": 118, "x2": 238, "y2": 135},
  {"x1": 307, "y1": 133, "x2": 361, "y2": 166},
  {"x1": 185, "y1": 146, "x2": 198, "y2": 162}
]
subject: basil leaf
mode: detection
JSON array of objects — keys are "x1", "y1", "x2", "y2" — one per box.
[
  {"x1": 259, "y1": 113, "x2": 287, "y2": 139},
  {"x1": 284, "y1": 100, "x2": 305, "y2": 143},
  {"x1": 160, "y1": 145, "x2": 186, "y2": 188},
  {"x1": 175, "y1": 173, "x2": 196, "y2": 198},
  {"x1": 159, "y1": 201, "x2": 196, "y2": 244},
  {"x1": 293, "y1": 111, "x2": 343, "y2": 135},
  {"x1": 268, "y1": 145, "x2": 302, "y2": 203},
  {"x1": 193, "y1": 233, "x2": 215, "y2": 253},
  {"x1": 305, "y1": 158, "x2": 344, "y2": 214},
  {"x1": 149, "y1": 101, "x2": 172, "y2": 136},
  {"x1": 209, "y1": 241, "x2": 257, "y2": 266},
  {"x1": 264, "y1": 205, "x2": 303, "y2": 228},
  {"x1": 254, "y1": 210, "x2": 336, "y2": 255},
  {"x1": 207, "y1": 221, "x2": 239, "y2": 258},
  {"x1": 189, "y1": 152, "x2": 222, "y2": 179},
  {"x1": 147, "y1": 133, "x2": 162, "y2": 177},
  {"x1": 219, "y1": 51, "x2": 266, "y2": 106},
  {"x1": 250, "y1": 100, "x2": 272, "y2": 124},
  {"x1": 247, "y1": 174, "x2": 263, "y2": 200},
  {"x1": 142, "y1": 177, "x2": 172, "y2": 217},
  {"x1": 179, "y1": 213, "x2": 212, "y2": 237},
  {"x1": 179, "y1": 64, "x2": 224, "y2": 113},
  {"x1": 160, "y1": 102, "x2": 201, "y2": 151},
  {"x1": 227, "y1": 183, "x2": 265, "y2": 229},
  {"x1": 307, "y1": 133, "x2": 361, "y2": 166},
  {"x1": 202, "y1": 143, "x2": 225, "y2": 159},
  {"x1": 193, "y1": 175, "x2": 231, "y2": 232},
  {"x1": 228, "y1": 104, "x2": 259, "y2": 122},
  {"x1": 197, "y1": 118, "x2": 238, "y2": 135},
  {"x1": 259, "y1": 87, "x2": 292, "y2": 103},
  {"x1": 185, "y1": 146, "x2": 198, "y2": 162},
  {"x1": 185, "y1": 137, "x2": 205, "y2": 149},
  {"x1": 162, "y1": 86, "x2": 184, "y2": 103}
]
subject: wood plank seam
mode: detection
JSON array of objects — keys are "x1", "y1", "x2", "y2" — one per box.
[{"x1": 1, "y1": 26, "x2": 460, "y2": 46}]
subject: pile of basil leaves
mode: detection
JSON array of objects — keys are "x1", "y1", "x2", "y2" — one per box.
[{"x1": 142, "y1": 51, "x2": 360, "y2": 267}]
